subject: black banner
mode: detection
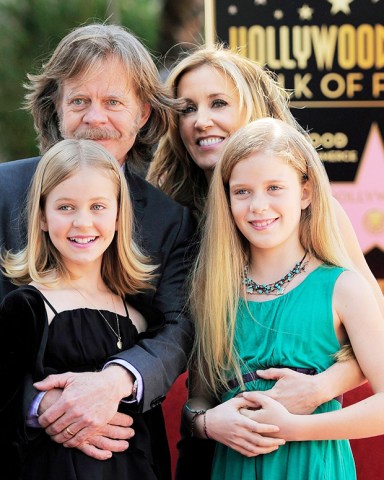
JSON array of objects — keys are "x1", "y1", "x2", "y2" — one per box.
[{"x1": 206, "y1": 0, "x2": 384, "y2": 181}]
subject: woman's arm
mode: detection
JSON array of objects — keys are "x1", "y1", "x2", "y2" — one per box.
[
  {"x1": 242, "y1": 270, "x2": 384, "y2": 441},
  {"x1": 185, "y1": 367, "x2": 285, "y2": 456},
  {"x1": 253, "y1": 358, "x2": 365, "y2": 415},
  {"x1": 243, "y1": 198, "x2": 382, "y2": 417}
]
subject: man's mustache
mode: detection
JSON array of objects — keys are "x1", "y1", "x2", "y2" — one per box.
[{"x1": 72, "y1": 128, "x2": 120, "y2": 141}]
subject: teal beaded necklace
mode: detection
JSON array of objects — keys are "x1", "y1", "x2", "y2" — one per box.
[{"x1": 243, "y1": 251, "x2": 308, "y2": 296}]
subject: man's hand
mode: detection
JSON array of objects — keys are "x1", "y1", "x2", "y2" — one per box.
[
  {"x1": 60, "y1": 412, "x2": 135, "y2": 460},
  {"x1": 35, "y1": 367, "x2": 134, "y2": 449},
  {"x1": 253, "y1": 368, "x2": 322, "y2": 414},
  {"x1": 39, "y1": 389, "x2": 135, "y2": 459}
]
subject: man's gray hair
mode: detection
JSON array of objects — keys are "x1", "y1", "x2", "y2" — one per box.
[{"x1": 24, "y1": 23, "x2": 176, "y2": 170}]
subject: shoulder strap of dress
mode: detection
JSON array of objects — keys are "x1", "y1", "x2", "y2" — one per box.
[
  {"x1": 25, "y1": 285, "x2": 58, "y2": 315},
  {"x1": 19, "y1": 285, "x2": 50, "y2": 379},
  {"x1": 121, "y1": 297, "x2": 129, "y2": 317}
]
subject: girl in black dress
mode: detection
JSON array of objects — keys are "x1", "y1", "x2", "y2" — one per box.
[{"x1": 0, "y1": 139, "x2": 165, "y2": 479}]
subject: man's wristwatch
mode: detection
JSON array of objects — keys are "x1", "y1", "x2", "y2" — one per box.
[{"x1": 127, "y1": 378, "x2": 138, "y2": 402}]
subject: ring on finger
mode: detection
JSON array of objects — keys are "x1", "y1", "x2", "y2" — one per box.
[{"x1": 65, "y1": 426, "x2": 75, "y2": 437}]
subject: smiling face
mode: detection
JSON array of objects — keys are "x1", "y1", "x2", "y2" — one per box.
[
  {"x1": 229, "y1": 152, "x2": 312, "y2": 257},
  {"x1": 58, "y1": 56, "x2": 151, "y2": 166},
  {"x1": 41, "y1": 166, "x2": 119, "y2": 274},
  {"x1": 177, "y1": 64, "x2": 247, "y2": 179}
]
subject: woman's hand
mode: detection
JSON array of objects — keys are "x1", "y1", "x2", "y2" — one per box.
[
  {"x1": 197, "y1": 396, "x2": 285, "y2": 457},
  {"x1": 251, "y1": 368, "x2": 322, "y2": 414},
  {"x1": 240, "y1": 392, "x2": 297, "y2": 440}
]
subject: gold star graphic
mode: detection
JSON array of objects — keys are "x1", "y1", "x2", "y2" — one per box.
[
  {"x1": 364, "y1": 210, "x2": 384, "y2": 234},
  {"x1": 274, "y1": 9, "x2": 284, "y2": 20},
  {"x1": 298, "y1": 4, "x2": 314, "y2": 20},
  {"x1": 327, "y1": 0, "x2": 354, "y2": 14}
]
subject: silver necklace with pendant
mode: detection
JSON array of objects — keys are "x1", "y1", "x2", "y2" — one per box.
[{"x1": 73, "y1": 287, "x2": 123, "y2": 350}]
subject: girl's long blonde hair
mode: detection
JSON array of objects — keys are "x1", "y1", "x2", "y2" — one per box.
[
  {"x1": 147, "y1": 44, "x2": 303, "y2": 221},
  {"x1": 1, "y1": 139, "x2": 155, "y2": 296},
  {"x1": 191, "y1": 118, "x2": 353, "y2": 397}
]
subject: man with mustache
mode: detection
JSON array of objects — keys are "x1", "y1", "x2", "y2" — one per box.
[{"x1": 0, "y1": 23, "x2": 194, "y2": 479}]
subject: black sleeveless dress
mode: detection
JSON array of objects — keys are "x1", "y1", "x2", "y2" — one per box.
[{"x1": 0, "y1": 285, "x2": 169, "y2": 480}]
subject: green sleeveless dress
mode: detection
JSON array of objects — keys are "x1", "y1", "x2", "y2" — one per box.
[{"x1": 211, "y1": 265, "x2": 356, "y2": 480}]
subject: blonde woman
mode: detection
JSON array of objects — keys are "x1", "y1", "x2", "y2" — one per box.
[
  {"x1": 148, "y1": 45, "x2": 382, "y2": 314},
  {"x1": 148, "y1": 45, "x2": 383, "y2": 479}
]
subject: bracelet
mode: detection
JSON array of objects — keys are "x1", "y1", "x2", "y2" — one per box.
[
  {"x1": 203, "y1": 411, "x2": 211, "y2": 439},
  {"x1": 184, "y1": 403, "x2": 207, "y2": 437}
]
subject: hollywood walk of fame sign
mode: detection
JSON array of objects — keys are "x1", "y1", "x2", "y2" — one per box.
[
  {"x1": 205, "y1": 0, "x2": 384, "y2": 280},
  {"x1": 204, "y1": 0, "x2": 384, "y2": 179}
]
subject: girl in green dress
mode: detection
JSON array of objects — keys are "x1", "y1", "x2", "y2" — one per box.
[{"x1": 185, "y1": 117, "x2": 384, "y2": 479}]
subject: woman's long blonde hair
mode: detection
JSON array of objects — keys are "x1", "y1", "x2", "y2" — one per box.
[
  {"x1": 147, "y1": 44, "x2": 303, "y2": 221},
  {"x1": 190, "y1": 118, "x2": 353, "y2": 397},
  {"x1": 1, "y1": 139, "x2": 155, "y2": 296}
]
